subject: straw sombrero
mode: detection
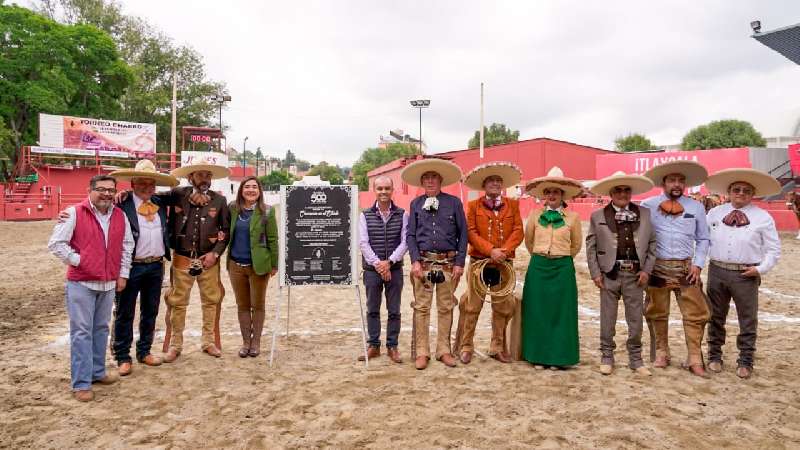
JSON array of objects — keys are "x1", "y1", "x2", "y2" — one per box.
[
  {"x1": 110, "y1": 159, "x2": 178, "y2": 187},
  {"x1": 705, "y1": 168, "x2": 781, "y2": 197},
  {"x1": 463, "y1": 161, "x2": 522, "y2": 191},
  {"x1": 525, "y1": 166, "x2": 583, "y2": 199},
  {"x1": 400, "y1": 158, "x2": 462, "y2": 188},
  {"x1": 643, "y1": 160, "x2": 707, "y2": 188},
  {"x1": 170, "y1": 153, "x2": 231, "y2": 179},
  {"x1": 590, "y1": 171, "x2": 654, "y2": 196}
]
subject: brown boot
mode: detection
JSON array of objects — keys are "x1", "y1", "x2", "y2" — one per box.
[
  {"x1": 203, "y1": 344, "x2": 222, "y2": 358},
  {"x1": 249, "y1": 310, "x2": 265, "y2": 357},
  {"x1": 358, "y1": 346, "x2": 381, "y2": 361},
  {"x1": 460, "y1": 351, "x2": 473, "y2": 364},
  {"x1": 653, "y1": 355, "x2": 670, "y2": 368},
  {"x1": 118, "y1": 361, "x2": 132, "y2": 376},
  {"x1": 163, "y1": 348, "x2": 181, "y2": 363},
  {"x1": 140, "y1": 354, "x2": 163, "y2": 366},
  {"x1": 73, "y1": 390, "x2": 94, "y2": 402},
  {"x1": 386, "y1": 347, "x2": 403, "y2": 363},
  {"x1": 438, "y1": 353, "x2": 457, "y2": 367},
  {"x1": 491, "y1": 352, "x2": 512, "y2": 364},
  {"x1": 238, "y1": 311, "x2": 253, "y2": 358},
  {"x1": 415, "y1": 356, "x2": 429, "y2": 370},
  {"x1": 92, "y1": 372, "x2": 119, "y2": 385}
]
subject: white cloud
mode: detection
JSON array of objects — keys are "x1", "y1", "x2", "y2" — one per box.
[{"x1": 117, "y1": 0, "x2": 800, "y2": 163}]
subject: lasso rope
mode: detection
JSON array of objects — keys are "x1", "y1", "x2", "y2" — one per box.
[{"x1": 469, "y1": 258, "x2": 516, "y2": 302}]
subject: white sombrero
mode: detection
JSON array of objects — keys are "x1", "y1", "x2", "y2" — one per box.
[
  {"x1": 590, "y1": 171, "x2": 654, "y2": 196},
  {"x1": 643, "y1": 160, "x2": 708, "y2": 188},
  {"x1": 170, "y1": 153, "x2": 231, "y2": 179},
  {"x1": 400, "y1": 158, "x2": 462, "y2": 188},
  {"x1": 110, "y1": 159, "x2": 178, "y2": 187},
  {"x1": 705, "y1": 168, "x2": 781, "y2": 197},
  {"x1": 463, "y1": 161, "x2": 522, "y2": 191},
  {"x1": 525, "y1": 166, "x2": 583, "y2": 199}
]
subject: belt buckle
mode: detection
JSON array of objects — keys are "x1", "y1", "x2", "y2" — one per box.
[{"x1": 619, "y1": 261, "x2": 634, "y2": 272}]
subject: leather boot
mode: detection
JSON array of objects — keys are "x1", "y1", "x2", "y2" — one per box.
[
  {"x1": 249, "y1": 310, "x2": 265, "y2": 357},
  {"x1": 237, "y1": 311, "x2": 252, "y2": 358}
]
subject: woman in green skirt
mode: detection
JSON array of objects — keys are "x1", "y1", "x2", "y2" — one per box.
[{"x1": 521, "y1": 167, "x2": 584, "y2": 369}]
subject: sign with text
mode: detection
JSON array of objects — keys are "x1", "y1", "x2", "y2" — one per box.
[
  {"x1": 39, "y1": 113, "x2": 156, "y2": 156},
  {"x1": 279, "y1": 185, "x2": 358, "y2": 286}
]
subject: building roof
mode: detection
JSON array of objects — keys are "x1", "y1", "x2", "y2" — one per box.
[
  {"x1": 753, "y1": 22, "x2": 800, "y2": 65},
  {"x1": 435, "y1": 136, "x2": 614, "y2": 157}
]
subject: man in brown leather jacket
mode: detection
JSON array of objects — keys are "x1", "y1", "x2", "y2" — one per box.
[{"x1": 455, "y1": 162, "x2": 524, "y2": 364}]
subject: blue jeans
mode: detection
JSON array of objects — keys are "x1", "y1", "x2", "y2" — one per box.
[
  {"x1": 65, "y1": 281, "x2": 114, "y2": 390},
  {"x1": 112, "y1": 262, "x2": 164, "y2": 363},
  {"x1": 363, "y1": 268, "x2": 403, "y2": 348}
]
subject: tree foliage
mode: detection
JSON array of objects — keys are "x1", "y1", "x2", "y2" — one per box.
[
  {"x1": 468, "y1": 123, "x2": 520, "y2": 149},
  {"x1": 0, "y1": 4, "x2": 132, "y2": 172},
  {"x1": 36, "y1": 0, "x2": 226, "y2": 152},
  {"x1": 259, "y1": 170, "x2": 294, "y2": 190},
  {"x1": 614, "y1": 133, "x2": 657, "y2": 152},
  {"x1": 680, "y1": 119, "x2": 766, "y2": 150},
  {"x1": 307, "y1": 161, "x2": 344, "y2": 185},
  {"x1": 351, "y1": 143, "x2": 420, "y2": 191}
]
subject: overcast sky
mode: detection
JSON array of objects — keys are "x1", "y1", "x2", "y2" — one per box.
[{"x1": 113, "y1": 0, "x2": 800, "y2": 165}]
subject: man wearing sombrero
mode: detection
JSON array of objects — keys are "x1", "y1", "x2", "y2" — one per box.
[
  {"x1": 108, "y1": 160, "x2": 178, "y2": 375},
  {"x1": 641, "y1": 160, "x2": 711, "y2": 377},
  {"x1": 403, "y1": 158, "x2": 467, "y2": 370},
  {"x1": 157, "y1": 155, "x2": 231, "y2": 360},
  {"x1": 455, "y1": 161, "x2": 523, "y2": 365},
  {"x1": 586, "y1": 171, "x2": 657, "y2": 376},
  {"x1": 704, "y1": 168, "x2": 781, "y2": 379}
]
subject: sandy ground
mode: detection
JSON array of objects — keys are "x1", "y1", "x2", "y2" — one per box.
[{"x1": 1, "y1": 220, "x2": 800, "y2": 449}]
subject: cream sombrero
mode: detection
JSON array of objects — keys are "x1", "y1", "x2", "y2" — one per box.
[
  {"x1": 643, "y1": 160, "x2": 707, "y2": 188},
  {"x1": 463, "y1": 161, "x2": 522, "y2": 191},
  {"x1": 590, "y1": 171, "x2": 654, "y2": 196},
  {"x1": 400, "y1": 158, "x2": 462, "y2": 188},
  {"x1": 170, "y1": 153, "x2": 231, "y2": 179},
  {"x1": 110, "y1": 159, "x2": 178, "y2": 187},
  {"x1": 525, "y1": 166, "x2": 583, "y2": 199},
  {"x1": 705, "y1": 168, "x2": 781, "y2": 197}
]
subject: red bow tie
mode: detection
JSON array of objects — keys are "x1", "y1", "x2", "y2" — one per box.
[{"x1": 722, "y1": 209, "x2": 749, "y2": 227}]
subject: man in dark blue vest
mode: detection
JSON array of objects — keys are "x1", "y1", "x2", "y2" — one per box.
[
  {"x1": 108, "y1": 160, "x2": 177, "y2": 375},
  {"x1": 358, "y1": 175, "x2": 408, "y2": 363}
]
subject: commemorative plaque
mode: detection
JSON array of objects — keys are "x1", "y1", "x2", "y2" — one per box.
[{"x1": 279, "y1": 185, "x2": 358, "y2": 286}]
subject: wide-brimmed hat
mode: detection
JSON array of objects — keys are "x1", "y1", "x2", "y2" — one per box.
[
  {"x1": 643, "y1": 160, "x2": 708, "y2": 188},
  {"x1": 400, "y1": 158, "x2": 462, "y2": 188},
  {"x1": 590, "y1": 171, "x2": 654, "y2": 196},
  {"x1": 525, "y1": 166, "x2": 583, "y2": 199},
  {"x1": 170, "y1": 153, "x2": 231, "y2": 179},
  {"x1": 705, "y1": 168, "x2": 781, "y2": 197},
  {"x1": 463, "y1": 161, "x2": 522, "y2": 191},
  {"x1": 110, "y1": 159, "x2": 178, "y2": 187}
]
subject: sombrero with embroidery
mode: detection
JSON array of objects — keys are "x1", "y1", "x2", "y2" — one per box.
[
  {"x1": 110, "y1": 159, "x2": 178, "y2": 187},
  {"x1": 400, "y1": 158, "x2": 462, "y2": 188},
  {"x1": 590, "y1": 171, "x2": 654, "y2": 196},
  {"x1": 525, "y1": 166, "x2": 583, "y2": 199},
  {"x1": 705, "y1": 168, "x2": 781, "y2": 197},
  {"x1": 643, "y1": 160, "x2": 707, "y2": 188},
  {"x1": 463, "y1": 161, "x2": 522, "y2": 191},
  {"x1": 170, "y1": 153, "x2": 231, "y2": 179}
]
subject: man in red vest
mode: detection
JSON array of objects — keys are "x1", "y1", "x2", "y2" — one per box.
[{"x1": 48, "y1": 175, "x2": 135, "y2": 402}]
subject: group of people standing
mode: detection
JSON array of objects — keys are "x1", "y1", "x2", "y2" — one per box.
[
  {"x1": 48, "y1": 153, "x2": 783, "y2": 402},
  {"x1": 49, "y1": 157, "x2": 278, "y2": 402},
  {"x1": 361, "y1": 158, "x2": 781, "y2": 381}
]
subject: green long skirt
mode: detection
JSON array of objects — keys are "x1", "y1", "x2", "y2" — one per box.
[{"x1": 520, "y1": 254, "x2": 579, "y2": 366}]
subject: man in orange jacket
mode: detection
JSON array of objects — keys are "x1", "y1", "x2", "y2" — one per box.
[{"x1": 455, "y1": 162, "x2": 524, "y2": 364}]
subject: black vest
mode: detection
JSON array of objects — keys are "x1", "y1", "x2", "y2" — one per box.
[{"x1": 363, "y1": 203, "x2": 405, "y2": 270}]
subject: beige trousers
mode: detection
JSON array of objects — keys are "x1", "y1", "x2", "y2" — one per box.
[
  {"x1": 165, "y1": 256, "x2": 224, "y2": 351},
  {"x1": 456, "y1": 260, "x2": 515, "y2": 355},
  {"x1": 411, "y1": 270, "x2": 457, "y2": 359}
]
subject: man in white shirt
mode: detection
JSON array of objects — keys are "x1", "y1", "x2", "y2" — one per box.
[
  {"x1": 704, "y1": 168, "x2": 782, "y2": 379},
  {"x1": 48, "y1": 175, "x2": 134, "y2": 402}
]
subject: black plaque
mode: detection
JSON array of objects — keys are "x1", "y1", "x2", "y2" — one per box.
[{"x1": 283, "y1": 185, "x2": 354, "y2": 285}]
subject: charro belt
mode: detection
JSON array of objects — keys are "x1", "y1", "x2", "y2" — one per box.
[
  {"x1": 133, "y1": 256, "x2": 164, "y2": 264},
  {"x1": 711, "y1": 260, "x2": 757, "y2": 271},
  {"x1": 615, "y1": 259, "x2": 640, "y2": 272}
]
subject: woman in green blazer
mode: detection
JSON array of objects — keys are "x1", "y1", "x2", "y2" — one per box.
[{"x1": 227, "y1": 176, "x2": 278, "y2": 357}]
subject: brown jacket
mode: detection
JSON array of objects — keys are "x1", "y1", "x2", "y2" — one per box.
[
  {"x1": 467, "y1": 196, "x2": 524, "y2": 259},
  {"x1": 585, "y1": 203, "x2": 657, "y2": 279},
  {"x1": 524, "y1": 208, "x2": 582, "y2": 257},
  {"x1": 161, "y1": 186, "x2": 230, "y2": 257}
]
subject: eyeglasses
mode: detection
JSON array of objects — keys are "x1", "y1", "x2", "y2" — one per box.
[
  {"x1": 730, "y1": 187, "x2": 753, "y2": 195},
  {"x1": 93, "y1": 187, "x2": 117, "y2": 194}
]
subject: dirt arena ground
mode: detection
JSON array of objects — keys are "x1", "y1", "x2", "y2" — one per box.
[{"x1": 1, "y1": 220, "x2": 799, "y2": 449}]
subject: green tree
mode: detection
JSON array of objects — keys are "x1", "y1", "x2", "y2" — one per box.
[
  {"x1": 308, "y1": 161, "x2": 344, "y2": 185},
  {"x1": 350, "y1": 143, "x2": 419, "y2": 191},
  {"x1": 36, "y1": 0, "x2": 226, "y2": 152},
  {"x1": 681, "y1": 119, "x2": 766, "y2": 150},
  {"x1": 614, "y1": 133, "x2": 657, "y2": 152},
  {"x1": 0, "y1": 4, "x2": 133, "y2": 164},
  {"x1": 468, "y1": 123, "x2": 520, "y2": 148},
  {"x1": 259, "y1": 170, "x2": 294, "y2": 190}
]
